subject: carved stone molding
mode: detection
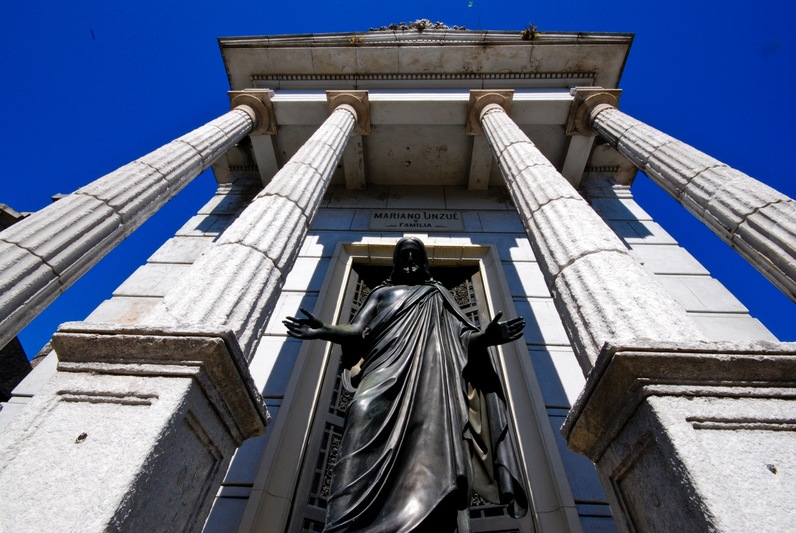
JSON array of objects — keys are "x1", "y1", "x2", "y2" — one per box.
[
  {"x1": 562, "y1": 339, "x2": 796, "y2": 532},
  {"x1": 563, "y1": 339, "x2": 796, "y2": 459},
  {"x1": 230, "y1": 89, "x2": 277, "y2": 136},
  {"x1": 565, "y1": 87, "x2": 622, "y2": 136},
  {"x1": 252, "y1": 72, "x2": 596, "y2": 83},
  {"x1": 466, "y1": 90, "x2": 513, "y2": 136},
  {"x1": 0, "y1": 323, "x2": 269, "y2": 532},
  {"x1": 52, "y1": 322, "x2": 270, "y2": 440},
  {"x1": 327, "y1": 90, "x2": 370, "y2": 135}
]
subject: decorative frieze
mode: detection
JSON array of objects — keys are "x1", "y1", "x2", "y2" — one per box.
[{"x1": 251, "y1": 72, "x2": 597, "y2": 83}]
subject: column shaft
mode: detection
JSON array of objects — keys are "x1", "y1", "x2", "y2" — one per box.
[
  {"x1": 479, "y1": 104, "x2": 702, "y2": 369},
  {"x1": 0, "y1": 107, "x2": 255, "y2": 349},
  {"x1": 0, "y1": 102, "x2": 359, "y2": 532},
  {"x1": 143, "y1": 105, "x2": 357, "y2": 357},
  {"x1": 591, "y1": 105, "x2": 796, "y2": 302}
]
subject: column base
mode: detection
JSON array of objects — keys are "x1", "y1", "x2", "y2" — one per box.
[
  {"x1": 0, "y1": 323, "x2": 269, "y2": 532},
  {"x1": 562, "y1": 340, "x2": 796, "y2": 532}
]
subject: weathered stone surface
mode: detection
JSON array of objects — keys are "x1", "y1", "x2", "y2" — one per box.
[
  {"x1": 0, "y1": 241, "x2": 60, "y2": 333},
  {"x1": 180, "y1": 120, "x2": 233, "y2": 169},
  {"x1": 0, "y1": 324, "x2": 268, "y2": 533},
  {"x1": 616, "y1": 121, "x2": 672, "y2": 168},
  {"x1": 143, "y1": 105, "x2": 356, "y2": 359},
  {"x1": 646, "y1": 142, "x2": 724, "y2": 200},
  {"x1": 223, "y1": 196, "x2": 308, "y2": 271},
  {"x1": 76, "y1": 161, "x2": 169, "y2": 226},
  {"x1": 479, "y1": 102, "x2": 701, "y2": 367},
  {"x1": 733, "y1": 200, "x2": 796, "y2": 297},
  {"x1": 562, "y1": 341, "x2": 796, "y2": 533},
  {"x1": 706, "y1": 174, "x2": 788, "y2": 234},
  {"x1": 0, "y1": 108, "x2": 255, "y2": 350},
  {"x1": 147, "y1": 247, "x2": 283, "y2": 357},
  {"x1": 525, "y1": 197, "x2": 629, "y2": 280},
  {"x1": 553, "y1": 252, "x2": 698, "y2": 369},
  {"x1": 140, "y1": 139, "x2": 203, "y2": 189},
  {"x1": 591, "y1": 105, "x2": 796, "y2": 302},
  {"x1": 677, "y1": 166, "x2": 736, "y2": 218}
]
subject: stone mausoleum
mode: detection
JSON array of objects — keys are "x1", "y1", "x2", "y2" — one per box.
[{"x1": 1, "y1": 28, "x2": 795, "y2": 532}]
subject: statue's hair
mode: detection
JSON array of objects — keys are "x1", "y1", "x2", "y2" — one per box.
[{"x1": 388, "y1": 237, "x2": 432, "y2": 283}]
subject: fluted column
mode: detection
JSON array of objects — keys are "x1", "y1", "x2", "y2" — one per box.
[
  {"x1": 0, "y1": 95, "x2": 363, "y2": 533},
  {"x1": 574, "y1": 89, "x2": 796, "y2": 302},
  {"x1": 0, "y1": 105, "x2": 261, "y2": 349},
  {"x1": 142, "y1": 94, "x2": 364, "y2": 358},
  {"x1": 475, "y1": 96, "x2": 702, "y2": 370}
]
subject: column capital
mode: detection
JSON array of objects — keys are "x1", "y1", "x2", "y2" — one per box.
[
  {"x1": 230, "y1": 89, "x2": 277, "y2": 135},
  {"x1": 467, "y1": 90, "x2": 514, "y2": 135},
  {"x1": 327, "y1": 90, "x2": 370, "y2": 135},
  {"x1": 565, "y1": 87, "x2": 622, "y2": 136}
]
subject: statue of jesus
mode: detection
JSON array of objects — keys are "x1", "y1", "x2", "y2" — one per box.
[{"x1": 284, "y1": 237, "x2": 527, "y2": 532}]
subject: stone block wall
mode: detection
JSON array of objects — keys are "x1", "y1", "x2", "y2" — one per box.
[
  {"x1": 2, "y1": 179, "x2": 776, "y2": 532},
  {"x1": 582, "y1": 178, "x2": 777, "y2": 342},
  {"x1": 205, "y1": 184, "x2": 617, "y2": 532}
]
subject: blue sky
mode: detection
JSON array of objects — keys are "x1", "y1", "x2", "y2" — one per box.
[{"x1": 1, "y1": 0, "x2": 794, "y2": 356}]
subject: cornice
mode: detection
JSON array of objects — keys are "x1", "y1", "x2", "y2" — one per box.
[{"x1": 219, "y1": 30, "x2": 634, "y2": 49}]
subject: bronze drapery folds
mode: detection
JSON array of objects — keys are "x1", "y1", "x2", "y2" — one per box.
[{"x1": 285, "y1": 238, "x2": 527, "y2": 532}]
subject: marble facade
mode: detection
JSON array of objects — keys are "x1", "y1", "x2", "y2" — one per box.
[{"x1": 1, "y1": 30, "x2": 794, "y2": 533}]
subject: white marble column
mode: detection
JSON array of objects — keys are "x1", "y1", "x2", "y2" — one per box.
[
  {"x1": 0, "y1": 95, "x2": 364, "y2": 533},
  {"x1": 475, "y1": 95, "x2": 702, "y2": 370},
  {"x1": 574, "y1": 89, "x2": 796, "y2": 302},
  {"x1": 0, "y1": 105, "x2": 259, "y2": 350},
  {"x1": 141, "y1": 96, "x2": 363, "y2": 358},
  {"x1": 559, "y1": 90, "x2": 796, "y2": 532}
]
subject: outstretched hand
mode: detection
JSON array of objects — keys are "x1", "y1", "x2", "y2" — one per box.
[
  {"x1": 283, "y1": 307, "x2": 326, "y2": 339},
  {"x1": 480, "y1": 311, "x2": 525, "y2": 347}
]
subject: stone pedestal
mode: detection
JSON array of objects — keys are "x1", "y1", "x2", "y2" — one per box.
[
  {"x1": 0, "y1": 323, "x2": 268, "y2": 533},
  {"x1": 562, "y1": 341, "x2": 796, "y2": 532}
]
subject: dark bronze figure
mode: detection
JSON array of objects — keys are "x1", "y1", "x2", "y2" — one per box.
[{"x1": 284, "y1": 237, "x2": 528, "y2": 532}]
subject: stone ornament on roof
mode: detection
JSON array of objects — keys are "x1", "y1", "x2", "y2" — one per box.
[{"x1": 370, "y1": 19, "x2": 467, "y2": 31}]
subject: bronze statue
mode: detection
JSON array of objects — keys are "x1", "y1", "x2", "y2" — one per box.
[{"x1": 284, "y1": 237, "x2": 527, "y2": 532}]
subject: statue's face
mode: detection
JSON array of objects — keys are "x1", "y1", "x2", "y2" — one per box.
[{"x1": 392, "y1": 239, "x2": 429, "y2": 285}]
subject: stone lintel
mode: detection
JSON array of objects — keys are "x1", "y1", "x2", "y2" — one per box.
[
  {"x1": 562, "y1": 339, "x2": 796, "y2": 460},
  {"x1": 565, "y1": 87, "x2": 622, "y2": 136},
  {"x1": 467, "y1": 90, "x2": 514, "y2": 136},
  {"x1": 326, "y1": 90, "x2": 370, "y2": 135},
  {"x1": 51, "y1": 322, "x2": 270, "y2": 441},
  {"x1": 230, "y1": 89, "x2": 277, "y2": 136}
]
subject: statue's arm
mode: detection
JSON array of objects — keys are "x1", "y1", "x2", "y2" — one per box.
[
  {"x1": 283, "y1": 289, "x2": 382, "y2": 344},
  {"x1": 469, "y1": 311, "x2": 525, "y2": 350}
]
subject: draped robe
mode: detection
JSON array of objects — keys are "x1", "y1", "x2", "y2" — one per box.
[{"x1": 325, "y1": 282, "x2": 527, "y2": 532}]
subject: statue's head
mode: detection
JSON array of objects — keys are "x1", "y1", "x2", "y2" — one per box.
[{"x1": 389, "y1": 237, "x2": 432, "y2": 285}]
